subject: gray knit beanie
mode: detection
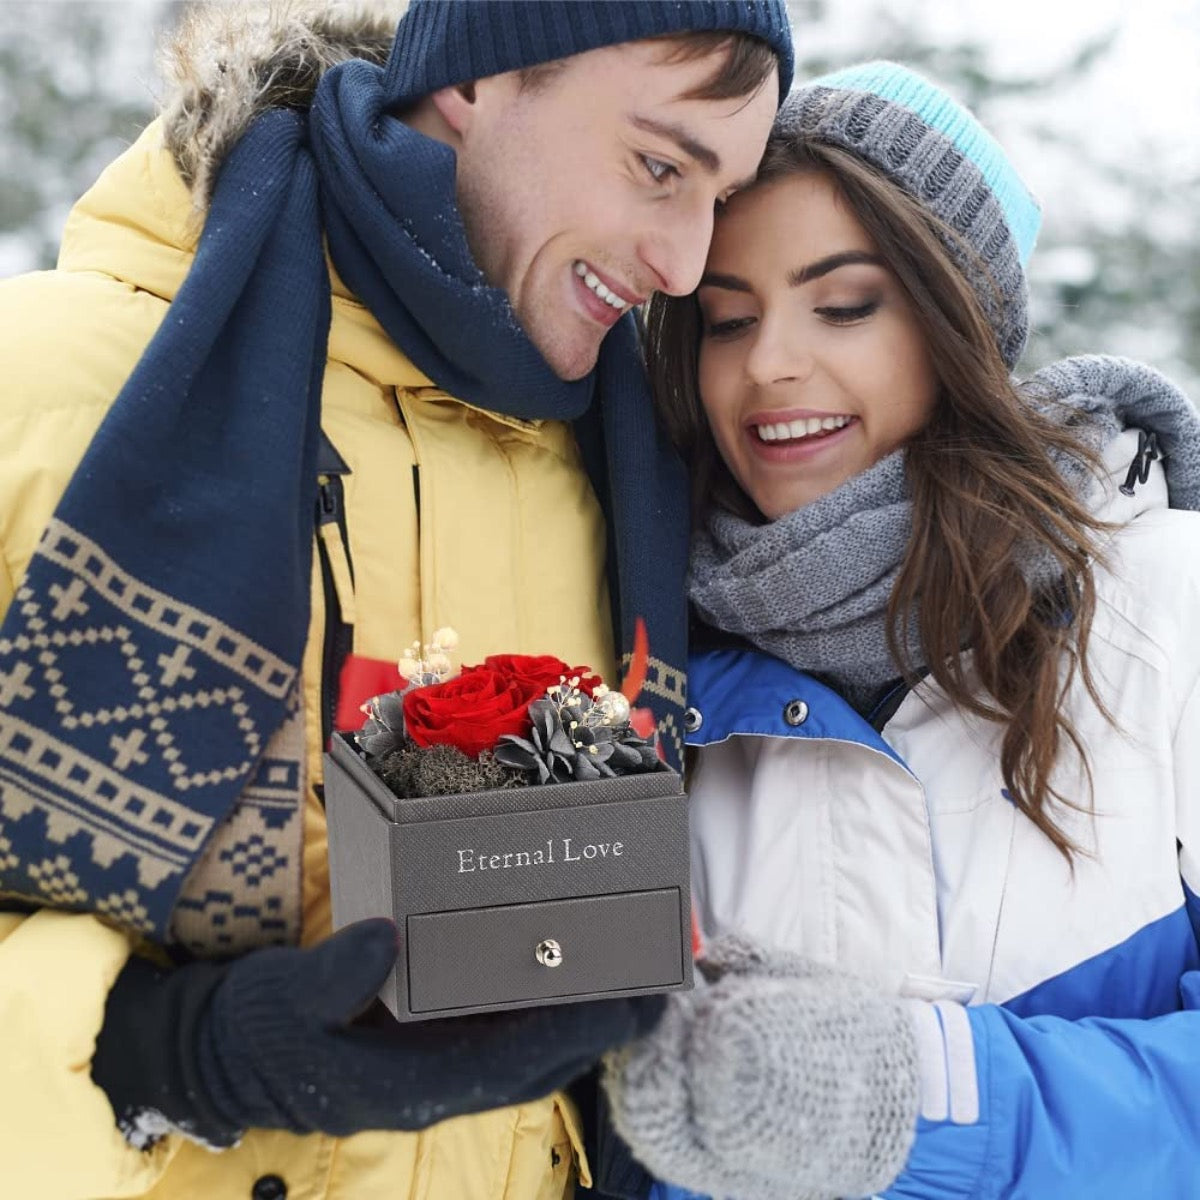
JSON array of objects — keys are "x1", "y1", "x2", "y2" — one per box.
[{"x1": 778, "y1": 61, "x2": 1041, "y2": 367}]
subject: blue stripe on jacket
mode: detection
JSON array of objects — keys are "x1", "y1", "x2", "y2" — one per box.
[
  {"x1": 884, "y1": 901, "x2": 1200, "y2": 1198},
  {"x1": 1003, "y1": 901, "x2": 1200, "y2": 1021}
]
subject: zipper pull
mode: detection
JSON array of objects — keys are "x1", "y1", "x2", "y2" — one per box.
[
  {"x1": 316, "y1": 474, "x2": 356, "y2": 626},
  {"x1": 317, "y1": 473, "x2": 343, "y2": 525},
  {"x1": 1119, "y1": 430, "x2": 1160, "y2": 497}
]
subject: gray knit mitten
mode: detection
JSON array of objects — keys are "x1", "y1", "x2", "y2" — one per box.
[{"x1": 602, "y1": 934, "x2": 920, "y2": 1200}]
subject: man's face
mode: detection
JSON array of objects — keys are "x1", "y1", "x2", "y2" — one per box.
[{"x1": 451, "y1": 41, "x2": 779, "y2": 381}]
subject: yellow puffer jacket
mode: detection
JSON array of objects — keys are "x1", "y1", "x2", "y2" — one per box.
[{"x1": 0, "y1": 115, "x2": 614, "y2": 1199}]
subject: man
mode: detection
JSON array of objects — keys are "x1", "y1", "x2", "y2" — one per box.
[{"x1": 0, "y1": 1, "x2": 791, "y2": 1197}]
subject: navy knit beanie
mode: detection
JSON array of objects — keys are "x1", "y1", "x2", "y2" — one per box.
[{"x1": 384, "y1": 0, "x2": 794, "y2": 106}]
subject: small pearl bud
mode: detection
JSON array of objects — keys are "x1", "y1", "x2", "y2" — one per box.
[{"x1": 598, "y1": 692, "x2": 631, "y2": 725}]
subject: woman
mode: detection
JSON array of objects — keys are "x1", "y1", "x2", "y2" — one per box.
[{"x1": 601, "y1": 63, "x2": 1200, "y2": 1200}]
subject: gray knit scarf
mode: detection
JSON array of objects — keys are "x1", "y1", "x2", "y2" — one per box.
[{"x1": 689, "y1": 355, "x2": 1200, "y2": 713}]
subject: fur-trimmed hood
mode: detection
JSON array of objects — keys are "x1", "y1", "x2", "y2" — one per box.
[{"x1": 158, "y1": 0, "x2": 405, "y2": 205}]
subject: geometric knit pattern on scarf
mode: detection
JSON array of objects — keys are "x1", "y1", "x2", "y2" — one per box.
[
  {"x1": 0, "y1": 43, "x2": 694, "y2": 953},
  {"x1": 689, "y1": 355, "x2": 1200, "y2": 713},
  {"x1": 0, "y1": 111, "x2": 323, "y2": 955}
]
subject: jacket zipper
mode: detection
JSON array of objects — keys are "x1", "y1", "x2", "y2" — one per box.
[
  {"x1": 316, "y1": 471, "x2": 355, "y2": 751},
  {"x1": 868, "y1": 679, "x2": 911, "y2": 733}
]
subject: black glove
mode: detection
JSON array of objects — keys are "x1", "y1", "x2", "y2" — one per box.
[{"x1": 92, "y1": 917, "x2": 664, "y2": 1148}]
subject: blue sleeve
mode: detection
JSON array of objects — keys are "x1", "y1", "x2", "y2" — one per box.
[
  {"x1": 884, "y1": 983, "x2": 1200, "y2": 1200},
  {"x1": 1185, "y1": 881, "x2": 1200, "y2": 944},
  {"x1": 648, "y1": 1186, "x2": 707, "y2": 1200}
]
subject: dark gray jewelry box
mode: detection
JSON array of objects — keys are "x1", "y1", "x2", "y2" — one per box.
[{"x1": 323, "y1": 732, "x2": 693, "y2": 1021}]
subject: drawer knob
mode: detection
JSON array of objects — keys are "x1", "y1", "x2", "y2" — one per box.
[{"x1": 535, "y1": 938, "x2": 564, "y2": 968}]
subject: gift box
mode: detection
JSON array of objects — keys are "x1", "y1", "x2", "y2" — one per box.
[{"x1": 324, "y1": 730, "x2": 693, "y2": 1021}]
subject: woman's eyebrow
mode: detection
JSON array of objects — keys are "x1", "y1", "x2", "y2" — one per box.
[
  {"x1": 699, "y1": 251, "x2": 885, "y2": 294},
  {"x1": 787, "y1": 250, "x2": 885, "y2": 286},
  {"x1": 698, "y1": 271, "x2": 751, "y2": 292}
]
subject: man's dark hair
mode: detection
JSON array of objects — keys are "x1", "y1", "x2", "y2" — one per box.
[{"x1": 518, "y1": 31, "x2": 778, "y2": 101}]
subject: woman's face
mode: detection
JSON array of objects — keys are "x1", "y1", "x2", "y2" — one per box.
[{"x1": 696, "y1": 171, "x2": 938, "y2": 520}]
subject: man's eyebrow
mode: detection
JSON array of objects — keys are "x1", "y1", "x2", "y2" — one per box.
[
  {"x1": 630, "y1": 115, "x2": 721, "y2": 173},
  {"x1": 787, "y1": 251, "x2": 885, "y2": 286}
]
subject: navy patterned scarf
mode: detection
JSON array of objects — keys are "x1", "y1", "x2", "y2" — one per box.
[{"x1": 0, "y1": 59, "x2": 688, "y2": 954}]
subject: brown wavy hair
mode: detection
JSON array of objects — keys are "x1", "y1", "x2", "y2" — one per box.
[{"x1": 647, "y1": 137, "x2": 1111, "y2": 859}]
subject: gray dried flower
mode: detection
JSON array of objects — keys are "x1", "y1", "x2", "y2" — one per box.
[
  {"x1": 494, "y1": 696, "x2": 659, "y2": 784},
  {"x1": 356, "y1": 690, "x2": 410, "y2": 759},
  {"x1": 374, "y1": 743, "x2": 526, "y2": 799}
]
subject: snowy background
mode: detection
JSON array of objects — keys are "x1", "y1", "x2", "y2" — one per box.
[{"x1": 0, "y1": 0, "x2": 1197, "y2": 392}]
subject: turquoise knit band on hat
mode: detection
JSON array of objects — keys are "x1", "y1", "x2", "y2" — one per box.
[
  {"x1": 385, "y1": 0, "x2": 795, "y2": 106},
  {"x1": 780, "y1": 61, "x2": 1041, "y2": 367},
  {"x1": 812, "y1": 62, "x2": 1040, "y2": 263}
]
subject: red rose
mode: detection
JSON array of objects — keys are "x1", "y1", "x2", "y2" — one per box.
[
  {"x1": 403, "y1": 665, "x2": 544, "y2": 758},
  {"x1": 483, "y1": 653, "x2": 603, "y2": 697}
]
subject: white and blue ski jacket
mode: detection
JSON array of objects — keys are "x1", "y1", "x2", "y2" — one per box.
[{"x1": 655, "y1": 432, "x2": 1200, "y2": 1198}]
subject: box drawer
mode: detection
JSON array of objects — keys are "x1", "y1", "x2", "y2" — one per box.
[{"x1": 407, "y1": 887, "x2": 685, "y2": 1013}]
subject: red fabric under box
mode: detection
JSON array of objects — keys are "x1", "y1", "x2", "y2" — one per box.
[{"x1": 334, "y1": 654, "x2": 405, "y2": 740}]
